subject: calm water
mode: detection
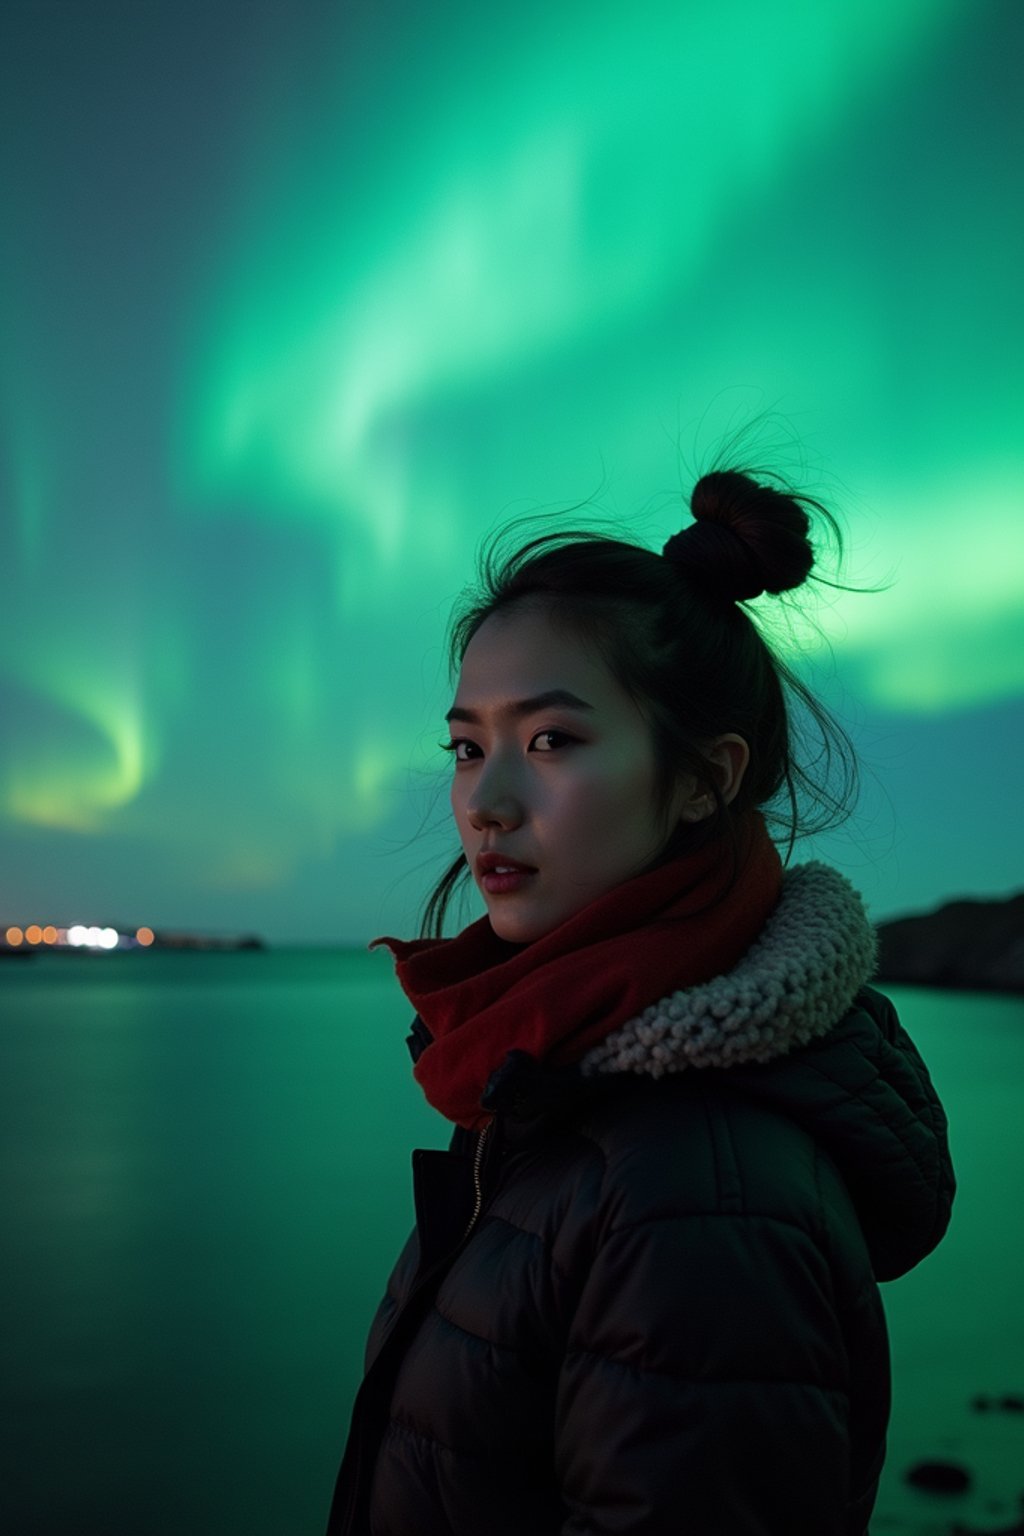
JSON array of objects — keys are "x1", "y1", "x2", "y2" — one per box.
[{"x1": 1, "y1": 951, "x2": 1022, "y2": 1536}]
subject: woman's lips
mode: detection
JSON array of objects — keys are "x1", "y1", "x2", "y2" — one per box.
[
  {"x1": 481, "y1": 868, "x2": 537, "y2": 895},
  {"x1": 476, "y1": 853, "x2": 537, "y2": 876}
]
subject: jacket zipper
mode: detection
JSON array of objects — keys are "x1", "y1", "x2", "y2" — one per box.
[
  {"x1": 461, "y1": 1121, "x2": 491, "y2": 1241},
  {"x1": 328, "y1": 1120, "x2": 494, "y2": 1532}
]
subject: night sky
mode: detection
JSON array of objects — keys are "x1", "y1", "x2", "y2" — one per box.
[{"x1": 2, "y1": 0, "x2": 1021, "y2": 945}]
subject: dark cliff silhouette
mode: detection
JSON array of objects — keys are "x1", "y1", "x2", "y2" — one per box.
[{"x1": 875, "y1": 893, "x2": 1024, "y2": 994}]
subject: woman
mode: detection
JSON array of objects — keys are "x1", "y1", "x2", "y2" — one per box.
[{"x1": 325, "y1": 467, "x2": 955, "y2": 1535}]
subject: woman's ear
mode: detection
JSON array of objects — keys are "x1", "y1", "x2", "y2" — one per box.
[
  {"x1": 677, "y1": 734, "x2": 751, "y2": 822},
  {"x1": 706, "y1": 733, "x2": 750, "y2": 807}
]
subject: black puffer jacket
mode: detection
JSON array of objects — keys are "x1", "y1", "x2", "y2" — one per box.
[{"x1": 326, "y1": 865, "x2": 955, "y2": 1536}]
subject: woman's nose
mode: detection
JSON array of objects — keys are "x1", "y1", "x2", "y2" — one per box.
[
  {"x1": 467, "y1": 778, "x2": 524, "y2": 830},
  {"x1": 463, "y1": 747, "x2": 531, "y2": 829},
  {"x1": 468, "y1": 796, "x2": 520, "y2": 829}
]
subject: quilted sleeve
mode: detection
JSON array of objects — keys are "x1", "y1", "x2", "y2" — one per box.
[{"x1": 554, "y1": 1206, "x2": 858, "y2": 1535}]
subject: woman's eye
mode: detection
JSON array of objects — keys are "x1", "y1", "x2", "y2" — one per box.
[{"x1": 439, "y1": 730, "x2": 575, "y2": 762}]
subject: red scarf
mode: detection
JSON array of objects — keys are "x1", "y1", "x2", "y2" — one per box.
[{"x1": 369, "y1": 812, "x2": 782, "y2": 1131}]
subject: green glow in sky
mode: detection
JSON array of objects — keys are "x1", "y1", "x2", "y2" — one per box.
[{"x1": 1, "y1": 0, "x2": 1021, "y2": 940}]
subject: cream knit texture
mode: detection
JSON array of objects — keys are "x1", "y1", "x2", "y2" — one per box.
[{"x1": 579, "y1": 862, "x2": 878, "y2": 1079}]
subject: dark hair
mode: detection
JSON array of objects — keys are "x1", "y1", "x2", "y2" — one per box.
[{"x1": 418, "y1": 464, "x2": 861, "y2": 940}]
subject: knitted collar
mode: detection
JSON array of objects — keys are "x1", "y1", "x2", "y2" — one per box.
[
  {"x1": 440, "y1": 860, "x2": 879, "y2": 1123},
  {"x1": 579, "y1": 860, "x2": 878, "y2": 1079}
]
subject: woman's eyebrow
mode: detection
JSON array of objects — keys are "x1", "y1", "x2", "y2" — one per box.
[{"x1": 445, "y1": 689, "x2": 595, "y2": 725}]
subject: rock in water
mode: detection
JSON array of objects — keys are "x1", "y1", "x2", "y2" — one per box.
[{"x1": 904, "y1": 1458, "x2": 973, "y2": 1493}]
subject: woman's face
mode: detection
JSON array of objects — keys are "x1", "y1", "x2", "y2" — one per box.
[{"x1": 446, "y1": 602, "x2": 701, "y2": 944}]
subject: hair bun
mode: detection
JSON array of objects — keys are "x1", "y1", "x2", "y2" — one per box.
[{"x1": 664, "y1": 469, "x2": 815, "y2": 601}]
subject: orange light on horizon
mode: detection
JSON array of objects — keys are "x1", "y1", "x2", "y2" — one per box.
[
  {"x1": 43, "y1": 926, "x2": 58, "y2": 944},
  {"x1": 5, "y1": 926, "x2": 24, "y2": 946},
  {"x1": 25, "y1": 925, "x2": 43, "y2": 944},
  {"x1": 136, "y1": 927, "x2": 155, "y2": 947}
]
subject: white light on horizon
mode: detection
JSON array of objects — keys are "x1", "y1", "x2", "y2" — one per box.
[{"x1": 67, "y1": 925, "x2": 121, "y2": 949}]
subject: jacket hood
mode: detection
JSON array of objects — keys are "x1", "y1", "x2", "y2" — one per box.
[{"x1": 467, "y1": 862, "x2": 955, "y2": 1282}]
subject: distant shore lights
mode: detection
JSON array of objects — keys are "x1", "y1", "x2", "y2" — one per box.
[
  {"x1": 2, "y1": 924, "x2": 262, "y2": 953},
  {"x1": 3, "y1": 925, "x2": 156, "y2": 949}
]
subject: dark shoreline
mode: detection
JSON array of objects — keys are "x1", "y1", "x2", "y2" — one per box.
[{"x1": 875, "y1": 892, "x2": 1024, "y2": 995}]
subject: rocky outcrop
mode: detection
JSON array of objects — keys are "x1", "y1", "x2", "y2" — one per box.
[{"x1": 875, "y1": 893, "x2": 1024, "y2": 993}]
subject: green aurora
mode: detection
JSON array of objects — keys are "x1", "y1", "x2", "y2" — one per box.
[{"x1": 1, "y1": 0, "x2": 1021, "y2": 943}]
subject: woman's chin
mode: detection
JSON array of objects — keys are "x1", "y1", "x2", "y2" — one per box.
[
  {"x1": 487, "y1": 897, "x2": 582, "y2": 946},
  {"x1": 489, "y1": 914, "x2": 532, "y2": 943},
  {"x1": 487, "y1": 907, "x2": 549, "y2": 945}
]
